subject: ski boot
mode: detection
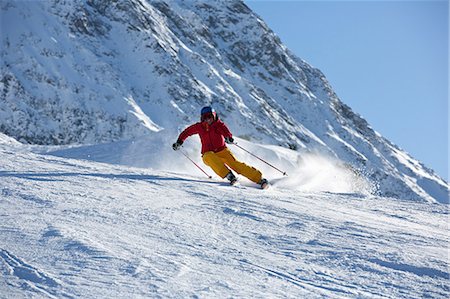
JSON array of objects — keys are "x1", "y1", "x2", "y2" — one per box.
[
  {"x1": 259, "y1": 178, "x2": 269, "y2": 189},
  {"x1": 226, "y1": 171, "x2": 238, "y2": 185}
]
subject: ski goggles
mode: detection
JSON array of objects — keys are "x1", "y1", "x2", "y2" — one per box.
[{"x1": 201, "y1": 113, "x2": 214, "y2": 122}]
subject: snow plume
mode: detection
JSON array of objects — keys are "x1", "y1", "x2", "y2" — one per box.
[
  {"x1": 273, "y1": 153, "x2": 375, "y2": 196},
  {"x1": 210, "y1": 138, "x2": 375, "y2": 195}
]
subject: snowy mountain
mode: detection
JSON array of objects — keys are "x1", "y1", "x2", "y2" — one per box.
[
  {"x1": 1, "y1": 136, "x2": 449, "y2": 298},
  {"x1": 0, "y1": 0, "x2": 448, "y2": 203}
]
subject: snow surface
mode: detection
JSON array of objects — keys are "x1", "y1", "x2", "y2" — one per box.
[{"x1": 1, "y1": 136, "x2": 449, "y2": 298}]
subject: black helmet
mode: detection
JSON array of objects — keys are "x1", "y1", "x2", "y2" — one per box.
[{"x1": 200, "y1": 106, "x2": 216, "y2": 121}]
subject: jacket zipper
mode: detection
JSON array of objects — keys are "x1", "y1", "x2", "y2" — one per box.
[{"x1": 207, "y1": 125, "x2": 214, "y2": 151}]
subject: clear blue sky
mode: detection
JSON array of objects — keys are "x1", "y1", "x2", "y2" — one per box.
[{"x1": 245, "y1": 0, "x2": 449, "y2": 181}]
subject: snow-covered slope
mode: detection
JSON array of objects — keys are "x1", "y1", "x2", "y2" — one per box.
[
  {"x1": 0, "y1": 0, "x2": 448, "y2": 203},
  {"x1": 1, "y1": 139, "x2": 449, "y2": 298}
]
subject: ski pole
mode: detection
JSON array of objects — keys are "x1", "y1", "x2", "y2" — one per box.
[
  {"x1": 180, "y1": 149, "x2": 212, "y2": 179},
  {"x1": 232, "y1": 143, "x2": 288, "y2": 176}
]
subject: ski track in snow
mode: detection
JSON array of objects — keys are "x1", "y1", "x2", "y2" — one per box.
[{"x1": 0, "y1": 145, "x2": 449, "y2": 298}]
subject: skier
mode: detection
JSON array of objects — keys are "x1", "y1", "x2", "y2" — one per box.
[{"x1": 172, "y1": 106, "x2": 269, "y2": 189}]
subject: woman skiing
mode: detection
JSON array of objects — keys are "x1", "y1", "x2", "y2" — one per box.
[{"x1": 172, "y1": 106, "x2": 269, "y2": 189}]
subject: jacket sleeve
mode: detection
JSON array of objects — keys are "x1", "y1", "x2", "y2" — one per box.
[
  {"x1": 217, "y1": 120, "x2": 232, "y2": 138},
  {"x1": 178, "y1": 123, "x2": 201, "y2": 142}
]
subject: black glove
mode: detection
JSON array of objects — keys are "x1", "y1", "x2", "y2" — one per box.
[
  {"x1": 225, "y1": 137, "x2": 234, "y2": 144},
  {"x1": 172, "y1": 140, "x2": 183, "y2": 150}
]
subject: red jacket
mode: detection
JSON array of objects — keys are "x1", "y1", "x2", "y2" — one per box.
[{"x1": 178, "y1": 119, "x2": 233, "y2": 154}]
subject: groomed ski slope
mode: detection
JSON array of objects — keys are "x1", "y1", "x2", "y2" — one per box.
[{"x1": 0, "y1": 136, "x2": 448, "y2": 298}]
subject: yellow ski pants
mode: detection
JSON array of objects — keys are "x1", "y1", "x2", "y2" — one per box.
[{"x1": 202, "y1": 147, "x2": 262, "y2": 183}]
